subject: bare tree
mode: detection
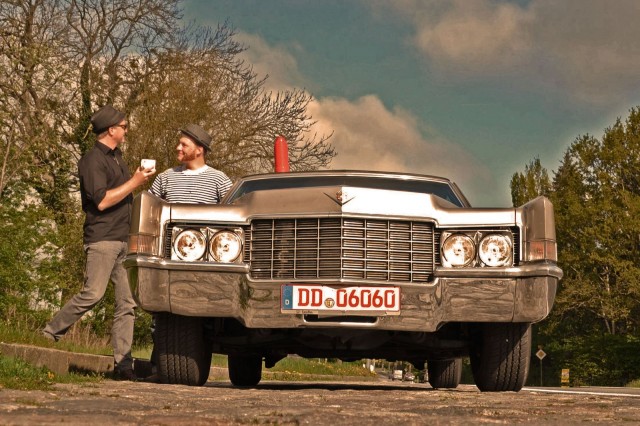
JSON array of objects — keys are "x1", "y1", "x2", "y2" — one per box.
[
  {"x1": 0, "y1": 0, "x2": 72, "y2": 203},
  {"x1": 60, "y1": 0, "x2": 182, "y2": 155},
  {"x1": 126, "y1": 24, "x2": 334, "y2": 180},
  {"x1": 1, "y1": 0, "x2": 334, "y2": 203},
  {"x1": 0, "y1": 0, "x2": 182, "y2": 208}
]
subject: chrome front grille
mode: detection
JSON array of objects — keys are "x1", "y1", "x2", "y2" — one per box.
[{"x1": 246, "y1": 217, "x2": 436, "y2": 283}]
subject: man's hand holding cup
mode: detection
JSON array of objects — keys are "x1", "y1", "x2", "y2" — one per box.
[{"x1": 141, "y1": 158, "x2": 156, "y2": 172}]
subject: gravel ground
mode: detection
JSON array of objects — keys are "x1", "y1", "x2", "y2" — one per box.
[{"x1": 2, "y1": 379, "x2": 640, "y2": 425}]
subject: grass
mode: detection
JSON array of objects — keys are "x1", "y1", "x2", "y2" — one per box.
[
  {"x1": 1, "y1": 318, "x2": 377, "y2": 382},
  {"x1": 626, "y1": 379, "x2": 640, "y2": 388},
  {"x1": 0, "y1": 355, "x2": 103, "y2": 390},
  {"x1": 0, "y1": 315, "x2": 113, "y2": 357},
  {"x1": 0, "y1": 355, "x2": 56, "y2": 390},
  {"x1": 0, "y1": 316, "x2": 110, "y2": 389},
  {"x1": 208, "y1": 354, "x2": 377, "y2": 380},
  {"x1": 132, "y1": 346, "x2": 152, "y2": 360},
  {"x1": 268, "y1": 357, "x2": 375, "y2": 377}
]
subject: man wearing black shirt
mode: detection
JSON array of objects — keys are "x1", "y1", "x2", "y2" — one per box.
[{"x1": 43, "y1": 105, "x2": 155, "y2": 381}]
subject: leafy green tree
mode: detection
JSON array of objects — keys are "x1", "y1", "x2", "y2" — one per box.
[
  {"x1": 550, "y1": 111, "x2": 640, "y2": 337},
  {"x1": 514, "y1": 107, "x2": 640, "y2": 386},
  {"x1": 509, "y1": 157, "x2": 551, "y2": 206}
]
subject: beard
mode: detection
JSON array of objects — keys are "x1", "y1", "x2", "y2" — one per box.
[{"x1": 178, "y1": 150, "x2": 197, "y2": 163}]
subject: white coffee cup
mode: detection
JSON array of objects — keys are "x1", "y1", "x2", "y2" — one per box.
[{"x1": 141, "y1": 159, "x2": 156, "y2": 170}]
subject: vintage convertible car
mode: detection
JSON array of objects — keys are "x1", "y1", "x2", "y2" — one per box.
[{"x1": 124, "y1": 170, "x2": 562, "y2": 391}]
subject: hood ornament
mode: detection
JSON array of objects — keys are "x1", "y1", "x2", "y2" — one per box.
[{"x1": 325, "y1": 190, "x2": 355, "y2": 206}]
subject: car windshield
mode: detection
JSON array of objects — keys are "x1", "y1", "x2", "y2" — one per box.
[{"x1": 226, "y1": 175, "x2": 465, "y2": 207}]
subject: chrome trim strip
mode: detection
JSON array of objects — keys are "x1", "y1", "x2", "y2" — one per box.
[
  {"x1": 124, "y1": 257, "x2": 561, "y2": 281},
  {"x1": 434, "y1": 263, "x2": 563, "y2": 279},
  {"x1": 301, "y1": 319, "x2": 380, "y2": 328},
  {"x1": 124, "y1": 255, "x2": 250, "y2": 273}
]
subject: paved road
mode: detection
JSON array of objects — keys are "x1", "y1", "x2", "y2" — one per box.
[
  {"x1": 524, "y1": 385, "x2": 640, "y2": 397},
  {"x1": 2, "y1": 379, "x2": 639, "y2": 425}
]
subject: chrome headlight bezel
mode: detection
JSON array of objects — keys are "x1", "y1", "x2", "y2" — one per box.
[
  {"x1": 171, "y1": 225, "x2": 244, "y2": 263},
  {"x1": 440, "y1": 230, "x2": 515, "y2": 268}
]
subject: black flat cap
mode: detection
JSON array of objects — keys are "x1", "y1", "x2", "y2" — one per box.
[
  {"x1": 91, "y1": 105, "x2": 126, "y2": 134},
  {"x1": 180, "y1": 124, "x2": 212, "y2": 151}
]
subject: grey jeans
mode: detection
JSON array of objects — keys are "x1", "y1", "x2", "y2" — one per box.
[{"x1": 44, "y1": 240, "x2": 136, "y2": 370}]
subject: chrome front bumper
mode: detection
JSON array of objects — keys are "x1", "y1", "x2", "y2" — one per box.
[{"x1": 124, "y1": 256, "x2": 562, "y2": 332}]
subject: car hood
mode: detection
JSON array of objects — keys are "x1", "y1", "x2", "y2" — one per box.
[{"x1": 164, "y1": 185, "x2": 519, "y2": 227}]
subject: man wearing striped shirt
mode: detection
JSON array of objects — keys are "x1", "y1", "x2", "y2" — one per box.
[
  {"x1": 145, "y1": 123, "x2": 232, "y2": 382},
  {"x1": 149, "y1": 124, "x2": 232, "y2": 204}
]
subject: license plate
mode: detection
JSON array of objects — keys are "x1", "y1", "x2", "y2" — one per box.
[{"x1": 281, "y1": 285, "x2": 400, "y2": 315}]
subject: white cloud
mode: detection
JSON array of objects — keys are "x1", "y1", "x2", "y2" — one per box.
[
  {"x1": 239, "y1": 31, "x2": 496, "y2": 204},
  {"x1": 235, "y1": 32, "x2": 307, "y2": 92},
  {"x1": 379, "y1": 0, "x2": 640, "y2": 105},
  {"x1": 308, "y1": 95, "x2": 494, "y2": 201},
  {"x1": 414, "y1": 1, "x2": 532, "y2": 74}
]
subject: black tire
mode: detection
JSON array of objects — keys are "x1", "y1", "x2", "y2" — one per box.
[
  {"x1": 228, "y1": 354, "x2": 262, "y2": 387},
  {"x1": 155, "y1": 312, "x2": 212, "y2": 386},
  {"x1": 427, "y1": 358, "x2": 462, "y2": 389},
  {"x1": 469, "y1": 323, "x2": 531, "y2": 392}
]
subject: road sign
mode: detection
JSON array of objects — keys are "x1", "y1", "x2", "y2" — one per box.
[
  {"x1": 561, "y1": 369, "x2": 570, "y2": 387},
  {"x1": 536, "y1": 349, "x2": 547, "y2": 386}
]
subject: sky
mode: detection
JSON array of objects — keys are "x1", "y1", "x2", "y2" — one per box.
[{"x1": 183, "y1": 0, "x2": 640, "y2": 207}]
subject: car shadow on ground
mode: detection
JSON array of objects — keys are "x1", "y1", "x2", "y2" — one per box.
[{"x1": 202, "y1": 381, "x2": 440, "y2": 392}]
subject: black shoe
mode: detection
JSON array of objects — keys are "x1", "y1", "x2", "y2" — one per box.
[
  {"x1": 42, "y1": 330, "x2": 58, "y2": 342},
  {"x1": 115, "y1": 368, "x2": 138, "y2": 381},
  {"x1": 143, "y1": 373, "x2": 162, "y2": 383}
]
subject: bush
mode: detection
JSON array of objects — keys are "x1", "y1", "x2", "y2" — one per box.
[
  {"x1": 0, "y1": 187, "x2": 152, "y2": 350},
  {"x1": 540, "y1": 334, "x2": 640, "y2": 387},
  {"x1": 0, "y1": 192, "x2": 70, "y2": 321}
]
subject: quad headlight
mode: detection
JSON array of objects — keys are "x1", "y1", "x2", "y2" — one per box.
[
  {"x1": 173, "y1": 228, "x2": 207, "y2": 261},
  {"x1": 171, "y1": 226, "x2": 243, "y2": 263},
  {"x1": 478, "y1": 234, "x2": 512, "y2": 267},
  {"x1": 441, "y1": 231, "x2": 513, "y2": 268},
  {"x1": 441, "y1": 234, "x2": 476, "y2": 267},
  {"x1": 209, "y1": 230, "x2": 243, "y2": 262}
]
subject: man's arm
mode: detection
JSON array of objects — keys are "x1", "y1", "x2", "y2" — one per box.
[
  {"x1": 218, "y1": 173, "x2": 233, "y2": 202},
  {"x1": 148, "y1": 171, "x2": 165, "y2": 199},
  {"x1": 97, "y1": 167, "x2": 155, "y2": 211}
]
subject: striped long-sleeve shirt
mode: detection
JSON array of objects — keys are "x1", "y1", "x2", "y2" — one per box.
[{"x1": 148, "y1": 165, "x2": 232, "y2": 204}]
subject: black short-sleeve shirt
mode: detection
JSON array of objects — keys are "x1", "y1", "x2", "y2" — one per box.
[{"x1": 78, "y1": 141, "x2": 132, "y2": 243}]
